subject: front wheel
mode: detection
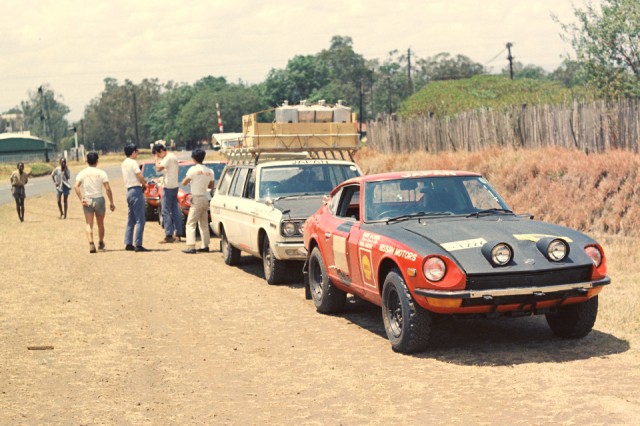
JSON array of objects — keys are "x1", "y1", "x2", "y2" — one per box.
[
  {"x1": 546, "y1": 296, "x2": 598, "y2": 338},
  {"x1": 382, "y1": 269, "x2": 432, "y2": 354},
  {"x1": 221, "y1": 229, "x2": 240, "y2": 265},
  {"x1": 262, "y1": 236, "x2": 287, "y2": 285},
  {"x1": 308, "y1": 247, "x2": 346, "y2": 313}
]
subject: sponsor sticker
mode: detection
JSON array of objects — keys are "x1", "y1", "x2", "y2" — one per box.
[
  {"x1": 359, "y1": 232, "x2": 381, "y2": 249},
  {"x1": 441, "y1": 238, "x2": 487, "y2": 251}
]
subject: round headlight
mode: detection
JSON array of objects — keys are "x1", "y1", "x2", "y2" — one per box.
[
  {"x1": 491, "y1": 243, "x2": 513, "y2": 266},
  {"x1": 298, "y1": 221, "x2": 305, "y2": 235},
  {"x1": 423, "y1": 257, "x2": 446, "y2": 282},
  {"x1": 585, "y1": 246, "x2": 602, "y2": 267},
  {"x1": 547, "y1": 239, "x2": 569, "y2": 261},
  {"x1": 282, "y1": 222, "x2": 296, "y2": 237}
]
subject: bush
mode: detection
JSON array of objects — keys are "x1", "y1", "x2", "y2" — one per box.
[
  {"x1": 400, "y1": 75, "x2": 594, "y2": 118},
  {"x1": 28, "y1": 162, "x2": 55, "y2": 177}
]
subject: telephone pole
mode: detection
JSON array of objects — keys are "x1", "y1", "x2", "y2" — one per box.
[
  {"x1": 407, "y1": 48, "x2": 413, "y2": 95},
  {"x1": 506, "y1": 42, "x2": 514, "y2": 80},
  {"x1": 131, "y1": 87, "x2": 140, "y2": 146}
]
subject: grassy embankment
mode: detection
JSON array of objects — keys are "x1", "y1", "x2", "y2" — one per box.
[{"x1": 355, "y1": 146, "x2": 640, "y2": 339}]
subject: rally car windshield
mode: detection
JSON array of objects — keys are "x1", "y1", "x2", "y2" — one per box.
[
  {"x1": 364, "y1": 176, "x2": 511, "y2": 222},
  {"x1": 259, "y1": 164, "x2": 360, "y2": 199}
]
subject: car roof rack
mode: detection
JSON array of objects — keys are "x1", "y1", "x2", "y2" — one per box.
[{"x1": 223, "y1": 146, "x2": 358, "y2": 165}]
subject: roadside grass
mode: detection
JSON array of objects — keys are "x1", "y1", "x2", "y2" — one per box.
[{"x1": 0, "y1": 162, "x2": 55, "y2": 180}]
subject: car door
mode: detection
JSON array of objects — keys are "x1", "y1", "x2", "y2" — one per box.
[
  {"x1": 211, "y1": 166, "x2": 236, "y2": 237},
  {"x1": 322, "y1": 184, "x2": 364, "y2": 293},
  {"x1": 220, "y1": 167, "x2": 250, "y2": 245}
]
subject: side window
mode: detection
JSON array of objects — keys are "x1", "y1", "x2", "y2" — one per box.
[
  {"x1": 217, "y1": 167, "x2": 235, "y2": 196},
  {"x1": 336, "y1": 185, "x2": 360, "y2": 220},
  {"x1": 230, "y1": 168, "x2": 249, "y2": 197},
  {"x1": 243, "y1": 168, "x2": 256, "y2": 199},
  {"x1": 329, "y1": 188, "x2": 343, "y2": 215}
]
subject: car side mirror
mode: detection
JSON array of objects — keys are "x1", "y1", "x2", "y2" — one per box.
[{"x1": 322, "y1": 195, "x2": 330, "y2": 205}]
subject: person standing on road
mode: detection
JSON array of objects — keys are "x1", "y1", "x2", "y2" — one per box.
[
  {"x1": 181, "y1": 148, "x2": 214, "y2": 254},
  {"x1": 10, "y1": 162, "x2": 28, "y2": 222},
  {"x1": 74, "y1": 152, "x2": 115, "y2": 253},
  {"x1": 51, "y1": 157, "x2": 71, "y2": 219},
  {"x1": 153, "y1": 143, "x2": 184, "y2": 243},
  {"x1": 121, "y1": 144, "x2": 149, "y2": 252}
]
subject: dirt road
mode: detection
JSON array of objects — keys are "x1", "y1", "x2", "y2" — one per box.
[{"x1": 1, "y1": 178, "x2": 639, "y2": 424}]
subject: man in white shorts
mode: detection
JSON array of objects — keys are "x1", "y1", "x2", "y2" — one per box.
[
  {"x1": 74, "y1": 152, "x2": 115, "y2": 253},
  {"x1": 181, "y1": 148, "x2": 215, "y2": 254}
]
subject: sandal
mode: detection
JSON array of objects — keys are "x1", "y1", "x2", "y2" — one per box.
[
  {"x1": 89, "y1": 242, "x2": 97, "y2": 253},
  {"x1": 98, "y1": 241, "x2": 105, "y2": 250}
]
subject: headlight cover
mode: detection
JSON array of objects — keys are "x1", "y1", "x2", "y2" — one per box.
[
  {"x1": 423, "y1": 257, "x2": 446, "y2": 282},
  {"x1": 488, "y1": 243, "x2": 513, "y2": 266}
]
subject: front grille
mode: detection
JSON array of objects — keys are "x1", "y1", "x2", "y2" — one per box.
[{"x1": 466, "y1": 265, "x2": 592, "y2": 291}]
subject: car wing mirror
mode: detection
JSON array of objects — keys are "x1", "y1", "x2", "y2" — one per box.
[{"x1": 322, "y1": 195, "x2": 330, "y2": 205}]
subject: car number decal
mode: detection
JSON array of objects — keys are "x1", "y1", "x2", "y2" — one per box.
[
  {"x1": 332, "y1": 235, "x2": 349, "y2": 274},
  {"x1": 441, "y1": 238, "x2": 487, "y2": 251},
  {"x1": 513, "y1": 234, "x2": 573, "y2": 243}
]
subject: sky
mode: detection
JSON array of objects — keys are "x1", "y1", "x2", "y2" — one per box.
[{"x1": 1, "y1": 0, "x2": 593, "y2": 122}]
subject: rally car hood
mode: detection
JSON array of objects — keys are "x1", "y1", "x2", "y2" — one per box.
[
  {"x1": 366, "y1": 216, "x2": 598, "y2": 275},
  {"x1": 272, "y1": 195, "x2": 324, "y2": 219}
]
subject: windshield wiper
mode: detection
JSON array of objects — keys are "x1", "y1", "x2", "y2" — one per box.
[
  {"x1": 466, "y1": 208, "x2": 514, "y2": 218},
  {"x1": 274, "y1": 193, "x2": 315, "y2": 202},
  {"x1": 386, "y1": 211, "x2": 453, "y2": 223}
]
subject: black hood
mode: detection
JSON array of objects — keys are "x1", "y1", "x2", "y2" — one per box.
[
  {"x1": 272, "y1": 195, "x2": 324, "y2": 219},
  {"x1": 363, "y1": 215, "x2": 598, "y2": 275}
]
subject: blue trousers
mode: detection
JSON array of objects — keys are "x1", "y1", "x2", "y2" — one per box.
[
  {"x1": 162, "y1": 187, "x2": 184, "y2": 237},
  {"x1": 125, "y1": 187, "x2": 146, "y2": 247}
]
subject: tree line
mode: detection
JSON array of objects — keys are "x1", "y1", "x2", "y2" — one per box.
[{"x1": 3, "y1": 0, "x2": 639, "y2": 154}]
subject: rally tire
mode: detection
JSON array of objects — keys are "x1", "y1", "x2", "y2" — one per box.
[
  {"x1": 308, "y1": 247, "x2": 346, "y2": 313},
  {"x1": 381, "y1": 269, "x2": 432, "y2": 354},
  {"x1": 545, "y1": 296, "x2": 598, "y2": 338},
  {"x1": 262, "y1": 237, "x2": 288, "y2": 285},
  {"x1": 221, "y1": 229, "x2": 240, "y2": 266}
]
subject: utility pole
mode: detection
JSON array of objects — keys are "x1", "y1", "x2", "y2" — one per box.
[
  {"x1": 38, "y1": 86, "x2": 48, "y2": 139},
  {"x1": 358, "y1": 80, "x2": 364, "y2": 140},
  {"x1": 407, "y1": 48, "x2": 413, "y2": 95},
  {"x1": 132, "y1": 87, "x2": 140, "y2": 146},
  {"x1": 73, "y1": 126, "x2": 79, "y2": 161},
  {"x1": 506, "y1": 42, "x2": 514, "y2": 80}
]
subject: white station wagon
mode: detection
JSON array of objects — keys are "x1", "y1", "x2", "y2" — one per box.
[{"x1": 210, "y1": 152, "x2": 360, "y2": 284}]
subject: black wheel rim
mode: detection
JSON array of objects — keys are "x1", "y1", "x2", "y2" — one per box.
[
  {"x1": 385, "y1": 287, "x2": 403, "y2": 338},
  {"x1": 309, "y1": 258, "x2": 323, "y2": 299}
]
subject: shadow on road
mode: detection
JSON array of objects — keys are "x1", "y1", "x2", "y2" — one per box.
[
  {"x1": 233, "y1": 255, "x2": 305, "y2": 289},
  {"x1": 334, "y1": 298, "x2": 629, "y2": 365}
]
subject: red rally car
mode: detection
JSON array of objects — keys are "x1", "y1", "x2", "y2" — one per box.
[{"x1": 303, "y1": 171, "x2": 610, "y2": 354}]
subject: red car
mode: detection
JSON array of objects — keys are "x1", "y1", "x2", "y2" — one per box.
[
  {"x1": 303, "y1": 171, "x2": 610, "y2": 353},
  {"x1": 140, "y1": 161, "x2": 161, "y2": 220},
  {"x1": 158, "y1": 161, "x2": 227, "y2": 231}
]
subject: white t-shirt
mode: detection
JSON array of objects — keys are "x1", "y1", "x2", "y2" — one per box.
[
  {"x1": 76, "y1": 166, "x2": 109, "y2": 199},
  {"x1": 160, "y1": 152, "x2": 179, "y2": 189},
  {"x1": 121, "y1": 157, "x2": 141, "y2": 188},
  {"x1": 186, "y1": 164, "x2": 214, "y2": 196}
]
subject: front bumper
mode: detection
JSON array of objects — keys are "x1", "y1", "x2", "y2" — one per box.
[
  {"x1": 273, "y1": 241, "x2": 307, "y2": 260},
  {"x1": 414, "y1": 277, "x2": 611, "y2": 300}
]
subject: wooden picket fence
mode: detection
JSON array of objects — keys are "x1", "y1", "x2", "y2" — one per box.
[{"x1": 366, "y1": 99, "x2": 640, "y2": 153}]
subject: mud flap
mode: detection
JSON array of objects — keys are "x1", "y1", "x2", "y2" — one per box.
[{"x1": 302, "y1": 259, "x2": 311, "y2": 300}]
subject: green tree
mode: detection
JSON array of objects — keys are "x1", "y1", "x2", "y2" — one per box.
[
  {"x1": 415, "y1": 52, "x2": 485, "y2": 85},
  {"x1": 83, "y1": 78, "x2": 162, "y2": 152},
  {"x1": 556, "y1": 0, "x2": 640, "y2": 96},
  {"x1": 19, "y1": 85, "x2": 70, "y2": 149},
  {"x1": 145, "y1": 82, "x2": 194, "y2": 143},
  {"x1": 501, "y1": 62, "x2": 548, "y2": 79},
  {"x1": 262, "y1": 55, "x2": 330, "y2": 106},
  {"x1": 550, "y1": 59, "x2": 587, "y2": 87}
]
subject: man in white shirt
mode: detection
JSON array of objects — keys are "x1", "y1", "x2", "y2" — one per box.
[
  {"x1": 181, "y1": 148, "x2": 215, "y2": 254},
  {"x1": 121, "y1": 144, "x2": 149, "y2": 252},
  {"x1": 74, "y1": 152, "x2": 115, "y2": 253},
  {"x1": 153, "y1": 143, "x2": 184, "y2": 243}
]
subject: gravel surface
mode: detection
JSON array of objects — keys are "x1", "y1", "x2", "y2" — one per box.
[{"x1": 1, "y1": 178, "x2": 639, "y2": 424}]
